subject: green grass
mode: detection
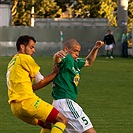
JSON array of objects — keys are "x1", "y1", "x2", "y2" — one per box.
[{"x1": 0, "y1": 56, "x2": 133, "y2": 133}]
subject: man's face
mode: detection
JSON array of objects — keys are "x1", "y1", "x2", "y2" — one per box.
[
  {"x1": 65, "y1": 44, "x2": 81, "y2": 60},
  {"x1": 20, "y1": 40, "x2": 35, "y2": 56},
  {"x1": 108, "y1": 30, "x2": 111, "y2": 35}
]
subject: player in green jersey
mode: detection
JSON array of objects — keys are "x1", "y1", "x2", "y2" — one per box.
[{"x1": 52, "y1": 38, "x2": 104, "y2": 133}]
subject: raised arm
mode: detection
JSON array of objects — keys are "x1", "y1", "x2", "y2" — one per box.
[{"x1": 85, "y1": 41, "x2": 104, "y2": 66}]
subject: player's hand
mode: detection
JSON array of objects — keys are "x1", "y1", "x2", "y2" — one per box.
[
  {"x1": 55, "y1": 50, "x2": 66, "y2": 59},
  {"x1": 53, "y1": 50, "x2": 66, "y2": 63},
  {"x1": 95, "y1": 41, "x2": 104, "y2": 49}
]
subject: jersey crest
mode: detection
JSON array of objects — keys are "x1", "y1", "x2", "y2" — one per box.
[{"x1": 74, "y1": 73, "x2": 80, "y2": 86}]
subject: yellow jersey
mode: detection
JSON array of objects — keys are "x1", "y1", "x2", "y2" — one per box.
[{"x1": 6, "y1": 54, "x2": 40, "y2": 103}]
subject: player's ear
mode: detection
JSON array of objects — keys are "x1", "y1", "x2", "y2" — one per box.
[
  {"x1": 64, "y1": 46, "x2": 68, "y2": 53},
  {"x1": 20, "y1": 44, "x2": 25, "y2": 51}
]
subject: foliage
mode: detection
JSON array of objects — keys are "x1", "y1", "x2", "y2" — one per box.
[
  {"x1": 11, "y1": 0, "x2": 133, "y2": 31},
  {"x1": 54, "y1": 0, "x2": 72, "y2": 12},
  {"x1": 98, "y1": 0, "x2": 117, "y2": 26},
  {"x1": 34, "y1": 0, "x2": 62, "y2": 18},
  {"x1": 128, "y1": 0, "x2": 133, "y2": 32},
  {"x1": 67, "y1": 0, "x2": 91, "y2": 18},
  {"x1": 11, "y1": 0, "x2": 32, "y2": 26},
  {"x1": 11, "y1": 0, "x2": 62, "y2": 26}
]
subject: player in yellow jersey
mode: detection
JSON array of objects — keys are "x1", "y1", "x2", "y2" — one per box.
[{"x1": 6, "y1": 35, "x2": 68, "y2": 133}]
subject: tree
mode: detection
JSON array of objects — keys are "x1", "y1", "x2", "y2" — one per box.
[
  {"x1": 11, "y1": 0, "x2": 132, "y2": 31},
  {"x1": 12, "y1": 0, "x2": 32, "y2": 26},
  {"x1": 11, "y1": 0, "x2": 32, "y2": 26},
  {"x1": 55, "y1": 0, "x2": 100, "y2": 18},
  {"x1": 128, "y1": 0, "x2": 133, "y2": 31},
  {"x1": 72, "y1": 0, "x2": 91, "y2": 18},
  {"x1": 11, "y1": 0, "x2": 62, "y2": 26},
  {"x1": 98, "y1": 0, "x2": 117, "y2": 26},
  {"x1": 34, "y1": 0, "x2": 62, "y2": 18}
]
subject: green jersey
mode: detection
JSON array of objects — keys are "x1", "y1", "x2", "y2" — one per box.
[{"x1": 52, "y1": 54, "x2": 86, "y2": 101}]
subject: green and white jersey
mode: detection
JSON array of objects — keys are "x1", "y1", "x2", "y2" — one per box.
[{"x1": 52, "y1": 54, "x2": 86, "y2": 101}]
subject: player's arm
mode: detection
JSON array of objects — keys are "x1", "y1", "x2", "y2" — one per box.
[
  {"x1": 112, "y1": 35, "x2": 116, "y2": 44},
  {"x1": 53, "y1": 50, "x2": 66, "y2": 63},
  {"x1": 32, "y1": 63, "x2": 59, "y2": 91},
  {"x1": 85, "y1": 41, "x2": 104, "y2": 66},
  {"x1": 103, "y1": 35, "x2": 106, "y2": 44}
]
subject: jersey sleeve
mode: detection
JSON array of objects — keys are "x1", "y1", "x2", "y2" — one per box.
[
  {"x1": 59, "y1": 54, "x2": 74, "y2": 69},
  {"x1": 76, "y1": 58, "x2": 86, "y2": 69},
  {"x1": 112, "y1": 35, "x2": 116, "y2": 44},
  {"x1": 20, "y1": 55, "x2": 40, "y2": 78}
]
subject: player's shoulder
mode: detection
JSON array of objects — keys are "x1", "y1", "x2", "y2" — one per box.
[
  {"x1": 18, "y1": 54, "x2": 34, "y2": 62},
  {"x1": 110, "y1": 34, "x2": 114, "y2": 38},
  {"x1": 104, "y1": 34, "x2": 108, "y2": 38},
  {"x1": 19, "y1": 54, "x2": 32, "y2": 58},
  {"x1": 66, "y1": 54, "x2": 73, "y2": 60},
  {"x1": 62, "y1": 54, "x2": 74, "y2": 64}
]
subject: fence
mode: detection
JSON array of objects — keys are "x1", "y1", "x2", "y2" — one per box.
[
  {"x1": 0, "y1": 26, "x2": 129, "y2": 56},
  {"x1": 35, "y1": 18, "x2": 109, "y2": 27}
]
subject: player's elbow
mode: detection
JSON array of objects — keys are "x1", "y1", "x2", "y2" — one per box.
[{"x1": 85, "y1": 60, "x2": 92, "y2": 66}]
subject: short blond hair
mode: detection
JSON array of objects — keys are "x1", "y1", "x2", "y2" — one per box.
[{"x1": 64, "y1": 38, "x2": 80, "y2": 49}]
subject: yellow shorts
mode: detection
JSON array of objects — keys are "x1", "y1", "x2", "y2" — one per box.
[{"x1": 10, "y1": 96, "x2": 54, "y2": 125}]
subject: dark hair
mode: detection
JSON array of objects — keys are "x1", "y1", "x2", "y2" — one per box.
[{"x1": 16, "y1": 35, "x2": 36, "y2": 51}]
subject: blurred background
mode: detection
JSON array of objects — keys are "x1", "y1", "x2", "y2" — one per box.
[{"x1": 0, "y1": 0, "x2": 133, "y2": 56}]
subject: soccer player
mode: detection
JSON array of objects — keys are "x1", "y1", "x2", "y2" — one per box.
[
  {"x1": 103, "y1": 30, "x2": 116, "y2": 59},
  {"x1": 6, "y1": 35, "x2": 68, "y2": 133},
  {"x1": 52, "y1": 38, "x2": 104, "y2": 133}
]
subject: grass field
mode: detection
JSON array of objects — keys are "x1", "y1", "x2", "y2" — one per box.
[{"x1": 0, "y1": 56, "x2": 133, "y2": 133}]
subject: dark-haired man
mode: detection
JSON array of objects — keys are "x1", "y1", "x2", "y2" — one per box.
[{"x1": 6, "y1": 35, "x2": 68, "y2": 133}]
